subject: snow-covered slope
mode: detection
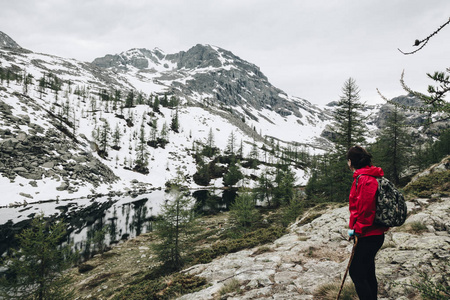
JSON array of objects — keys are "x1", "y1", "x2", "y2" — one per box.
[{"x1": 0, "y1": 32, "x2": 333, "y2": 206}]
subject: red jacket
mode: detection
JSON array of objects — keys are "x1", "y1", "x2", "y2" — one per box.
[{"x1": 349, "y1": 165, "x2": 389, "y2": 237}]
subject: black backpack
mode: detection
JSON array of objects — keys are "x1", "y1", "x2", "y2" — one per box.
[{"x1": 356, "y1": 175, "x2": 407, "y2": 227}]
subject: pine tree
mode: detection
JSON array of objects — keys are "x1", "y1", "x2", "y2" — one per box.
[
  {"x1": 332, "y1": 77, "x2": 367, "y2": 151},
  {"x1": 38, "y1": 74, "x2": 46, "y2": 99},
  {"x1": 223, "y1": 156, "x2": 244, "y2": 187},
  {"x1": 305, "y1": 78, "x2": 367, "y2": 203},
  {"x1": 135, "y1": 92, "x2": 144, "y2": 105},
  {"x1": 93, "y1": 121, "x2": 110, "y2": 158},
  {"x1": 170, "y1": 108, "x2": 180, "y2": 133},
  {"x1": 0, "y1": 214, "x2": 75, "y2": 300},
  {"x1": 226, "y1": 131, "x2": 237, "y2": 155},
  {"x1": 272, "y1": 165, "x2": 296, "y2": 207},
  {"x1": 229, "y1": 189, "x2": 259, "y2": 234},
  {"x1": 124, "y1": 90, "x2": 134, "y2": 108},
  {"x1": 370, "y1": 105, "x2": 410, "y2": 185},
  {"x1": 193, "y1": 157, "x2": 211, "y2": 186},
  {"x1": 160, "y1": 122, "x2": 169, "y2": 143},
  {"x1": 134, "y1": 123, "x2": 149, "y2": 174},
  {"x1": 169, "y1": 95, "x2": 179, "y2": 108},
  {"x1": 153, "y1": 184, "x2": 197, "y2": 271},
  {"x1": 112, "y1": 124, "x2": 122, "y2": 150},
  {"x1": 113, "y1": 89, "x2": 121, "y2": 111},
  {"x1": 255, "y1": 168, "x2": 274, "y2": 207},
  {"x1": 149, "y1": 119, "x2": 158, "y2": 146},
  {"x1": 153, "y1": 95, "x2": 160, "y2": 112},
  {"x1": 202, "y1": 128, "x2": 216, "y2": 157}
]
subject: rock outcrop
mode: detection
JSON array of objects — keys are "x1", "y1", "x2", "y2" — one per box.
[
  {"x1": 0, "y1": 92, "x2": 118, "y2": 198},
  {"x1": 178, "y1": 197, "x2": 450, "y2": 299},
  {"x1": 0, "y1": 31, "x2": 21, "y2": 49}
]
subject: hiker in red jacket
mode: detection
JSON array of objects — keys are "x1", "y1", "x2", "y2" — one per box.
[{"x1": 347, "y1": 146, "x2": 389, "y2": 300}]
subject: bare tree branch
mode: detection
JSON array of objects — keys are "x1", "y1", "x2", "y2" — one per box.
[{"x1": 398, "y1": 17, "x2": 450, "y2": 55}]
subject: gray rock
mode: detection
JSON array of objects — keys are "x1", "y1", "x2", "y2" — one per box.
[
  {"x1": 56, "y1": 182, "x2": 69, "y2": 191},
  {"x1": 179, "y1": 198, "x2": 450, "y2": 299},
  {"x1": 42, "y1": 161, "x2": 55, "y2": 168}
]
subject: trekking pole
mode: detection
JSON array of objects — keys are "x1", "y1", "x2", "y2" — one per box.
[{"x1": 336, "y1": 236, "x2": 358, "y2": 300}]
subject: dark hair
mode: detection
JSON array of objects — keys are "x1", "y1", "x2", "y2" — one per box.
[{"x1": 346, "y1": 146, "x2": 372, "y2": 169}]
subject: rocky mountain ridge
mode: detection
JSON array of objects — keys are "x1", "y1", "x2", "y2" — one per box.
[
  {"x1": 92, "y1": 44, "x2": 320, "y2": 121},
  {"x1": 0, "y1": 31, "x2": 332, "y2": 205}
]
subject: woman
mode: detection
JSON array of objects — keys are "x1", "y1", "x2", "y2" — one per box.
[{"x1": 346, "y1": 146, "x2": 389, "y2": 300}]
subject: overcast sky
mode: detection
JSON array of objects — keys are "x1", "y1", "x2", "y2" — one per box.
[{"x1": 1, "y1": 0, "x2": 449, "y2": 106}]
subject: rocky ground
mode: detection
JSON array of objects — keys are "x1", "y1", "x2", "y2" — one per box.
[
  {"x1": 179, "y1": 197, "x2": 449, "y2": 299},
  {"x1": 68, "y1": 158, "x2": 449, "y2": 299},
  {"x1": 68, "y1": 195, "x2": 449, "y2": 300}
]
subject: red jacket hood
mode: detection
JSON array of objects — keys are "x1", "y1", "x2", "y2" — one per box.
[{"x1": 353, "y1": 165, "x2": 384, "y2": 179}]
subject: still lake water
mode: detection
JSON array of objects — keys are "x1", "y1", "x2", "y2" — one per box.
[{"x1": 0, "y1": 188, "x2": 236, "y2": 258}]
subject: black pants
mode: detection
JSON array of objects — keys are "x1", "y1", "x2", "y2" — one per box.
[{"x1": 349, "y1": 234, "x2": 384, "y2": 300}]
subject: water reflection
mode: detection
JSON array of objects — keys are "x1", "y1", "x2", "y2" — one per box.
[
  {"x1": 192, "y1": 188, "x2": 237, "y2": 215},
  {"x1": 0, "y1": 188, "x2": 239, "y2": 259}
]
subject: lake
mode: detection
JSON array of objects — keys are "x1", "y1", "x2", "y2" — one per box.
[{"x1": 0, "y1": 188, "x2": 237, "y2": 259}]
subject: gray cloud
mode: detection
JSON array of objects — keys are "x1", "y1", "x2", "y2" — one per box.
[{"x1": 1, "y1": 0, "x2": 449, "y2": 105}]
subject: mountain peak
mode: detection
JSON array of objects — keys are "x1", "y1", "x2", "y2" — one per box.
[{"x1": 0, "y1": 31, "x2": 21, "y2": 49}]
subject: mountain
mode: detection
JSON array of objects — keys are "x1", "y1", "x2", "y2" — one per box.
[
  {"x1": 0, "y1": 32, "x2": 21, "y2": 49},
  {"x1": 91, "y1": 44, "x2": 325, "y2": 121},
  {"x1": 0, "y1": 32, "x2": 333, "y2": 206}
]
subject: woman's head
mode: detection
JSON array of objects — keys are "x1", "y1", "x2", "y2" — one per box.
[{"x1": 346, "y1": 146, "x2": 372, "y2": 169}]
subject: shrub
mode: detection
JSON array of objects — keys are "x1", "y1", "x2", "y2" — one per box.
[
  {"x1": 218, "y1": 278, "x2": 241, "y2": 297},
  {"x1": 314, "y1": 282, "x2": 357, "y2": 300},
  {"x1": 404, "y1": 170, "x2": 450, "y2": 196},
  {"x1": 409, "y1": 221, "x2": 428, "y2": 234},
  {"x1": 113, "y1": 273, "x2": 208, "y2": 300},
  {"x1": 188, "y1": 225, "x2": 285, "y2": 265},
  {"x1": 410, "y1": 267, "x2": 450, "y2": 300}
]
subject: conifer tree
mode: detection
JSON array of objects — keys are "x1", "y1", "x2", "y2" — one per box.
[
  {"x1": 223, "y1": 156, "x2": 244, "y2": 187},
  {"x1": 255, "y1": 168, "x2": 274, "y2": 207},
  {"x1": 153, "y1": 181, "x2": 197, "y2": 271},
  {"x1": 153, "y1": 95, "x2": 160, "y2": 112},
  {"x1": 332, "y1": 77, "x2": 367, "y2": 151},
  {"x1": 160, "y1": 122, "x2": 169, "y2": 143},
  {"x1": 202, "y1": 127, "x2": 216, "y2": 157},
  {"x1": 226, "y1": 131, "x2": 237, "y2": 155},
  {"x1": 0, "y1": 214, "x2": 75, "y2": 300},
  {"x1": 135, "y1": 92, "x2": 144, "y2": 105},
  {"x1": 112, "y1": 124, "x2": 122, "y2": 150},
  {"x1": 169, "y1": 95, "x2": 179, "y2": 108},
  {"x1": 229, "y1": 189, "x2": 259, "y2": 234},
  {"x1": 134, "y1": 123, "x2": 149, "y2": 173},
  {"x1": 193, "y1": 157, "x2": 211, "y2": 186},
  {"x1": 371, "y1": 106, "x2": 410, "y2": 184},
  {"x1": 38, "y1": 73, "x2": 46, "y2": 99},
  {"x1": 272, "y1": 165, "x2": 296, "y2": 207},
  {"x1": 113, "y1": 89, "x2": 121, "y2": 111},
  {"x1": 305, "y1": 78, "x2": 367, "y2": 203},
  {"x1": 125, "y1": 90, "x2": 134, "y2": 108},
  {"x1": 149, "y1": 119, "x2": 158, "y2": 145},
  {"x1": 170, "y1": 108, "x2": 180, "y2": 133},
  {"x1": 93, "y1": 121, "x2": 110, "y2": 158}
]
